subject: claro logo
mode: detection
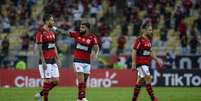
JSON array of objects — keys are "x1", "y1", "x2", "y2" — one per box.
[
  {"x1": 15, "y1": 76, "x2": 42, "y2": 87},
  {"x1": 77, "y1": 71, "x2": 119, "y2": 88}
]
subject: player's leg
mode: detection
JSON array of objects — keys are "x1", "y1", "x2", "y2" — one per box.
[
  {"x1": 35, "y1": 64, "x2": 53, "y2": 101},
  {"x1": 49, "y1": 64, "x2": 60, "y2": 91},
  {"x1": 77, "y1": 72, "x2": 86, "y2": 101},
  {"x1": 81, "y1": 73, "x2": 89, "y2": 101},
  {"x1": 132, "y1": 66, "x2": 146, "y2": 101},
  {"x1": 74, "y1": 62, "x2": 86, "y2": 101},
  {"x1": 81, "y1": 63, "x2": 91, "y2": 101},
  {"x1": 143, "y1": 66, "x2": 158, "y2": 101},
  {"x1": 84, "y1": 73, "x2": 89, "y2": 83},
  {"x1": 132, "y1": 76, "x2": 144, "y2": 101}
]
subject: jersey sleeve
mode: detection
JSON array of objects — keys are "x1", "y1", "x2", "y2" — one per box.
[
  {"x1": 133, "y1": 38, "x2": 141, "y2": 50},
  {"x1": 92, "y1": 36, "x2": 98, "y2": 45},
  {"x1": 69, "y1": 31, "x2": 79, "y2": 38},
  {"x1": 35, "y1": 31, "x2": 43, "y2": 44}
]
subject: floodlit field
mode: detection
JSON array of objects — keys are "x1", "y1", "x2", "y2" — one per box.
[{"x1": 0, "y1": 87, "x2": 201, "y2": 101}]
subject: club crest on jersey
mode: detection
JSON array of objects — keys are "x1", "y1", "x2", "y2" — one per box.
[
  {"x1": 86, "y1": 39, "x2": 91, "y2": 44},
  {"x1": 82, "y1": 38, "x2": 86, "y2": 42}
]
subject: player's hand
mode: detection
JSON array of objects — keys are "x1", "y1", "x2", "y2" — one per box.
[
  {"x1": 131, "y1": 63, "x2": 137, "y2": 71},
  {"x1": 91, "y1": 53, "x2": 97, "y2": 59},
  {"x1": 42, "y1": 63, "x2": 47, "y2": 70},
  {"x1": 56, "y1": 59, "x2": 62, "y2": 68},
  {"x1": 156, "y1": 59, "x2": 163, "y2": 68}
]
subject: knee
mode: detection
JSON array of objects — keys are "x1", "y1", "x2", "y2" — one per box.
[
  {"x1": 52, "y1": 78, "x2": 59, "y2": 85},
  {"x1": 137, "y1": 77, "x2": 144, "y2": 84},
  {"x1": 77, "y1": 73, "x2": 85, "y2": 83},
  {"x1": 144, "y1": 76, "x2": 152, "y2": 83},
  {"x1": 53, "y1": 80, "x2": 59, "y2": 85}
]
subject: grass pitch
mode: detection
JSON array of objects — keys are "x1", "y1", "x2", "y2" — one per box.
[{"x1": 0, "y1": 87, "x2": 201, "y2": 101}]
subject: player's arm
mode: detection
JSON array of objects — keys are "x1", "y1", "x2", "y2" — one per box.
[
  {"x1": 150, "y1": 52, "x2": 157, "y2": 61},
  {"x1": 38, "y1": 44, "x2": 47, "y2": 69},
  {"x1": 131, "y1": 49, "x2": 137, "y2": 69},
  {"x1": 91, "y1": 44, "x2": 99, "y2": 59},
  {"x1": 52, "y1": 26, "x2": 71, "y2": 37},
  {"x1": 151, "y1": 52, "x2": 162, "y2": 67},
  {"x1": 132, "y1": 38, "x2": 140, "y2": 69},
  {"x1": 54, "y1": 46, "x2": 62, "y2": 68},
  {"x1": 35, "y1": 32, "x2": 47, "y2": 69}
]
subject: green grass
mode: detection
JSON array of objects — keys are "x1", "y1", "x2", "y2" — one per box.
[{"x1": 0, "y1": 87, "x2": 201, "y2": 101}]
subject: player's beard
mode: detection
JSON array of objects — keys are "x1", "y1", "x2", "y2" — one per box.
[
  {"x1": 146, "y1": 33, "x2": 153, "y2": 40},
  {"x1": 48, "y1": 24, "x2": 53, "y2": 28},
  {"x1": 80, "y1": 30, "x2": 86, "y2": 35}
]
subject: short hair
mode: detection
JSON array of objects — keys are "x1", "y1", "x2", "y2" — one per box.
[
  {"x1": 43, "y1": 14, "x2": 52, "y2": 22},
  {"x1": 141, "y1": 22, "x2": 152, "y2": 30},
  {"x1": 81, "y1": 22, "x2": 90, "y2": 29}
]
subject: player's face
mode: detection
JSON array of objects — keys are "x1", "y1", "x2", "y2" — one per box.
[
  {"x1": 145, "y1": 26, "x2": 153, "y2": 39},
  {"x1": 80, "y1": 25, "x2": 87, "y2": 35},
  {"x1": 47, "y1": 16, "x2": 54, "y2": 28}
]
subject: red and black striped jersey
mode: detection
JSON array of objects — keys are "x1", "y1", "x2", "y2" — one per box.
[
  {"x1": 69, "y1": 32, "x2": 98, "y2": 63},
  {"x1": 35, "y1": 27, "x2": 56, "y2": 60},
  {"x1": 133, "y1": 36, "x2": 152, "y2": 65}
]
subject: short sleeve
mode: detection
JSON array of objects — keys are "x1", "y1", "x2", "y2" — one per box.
[
  {"x1": 133, "y1": 38, "x2": 141, "y2": 50},
  {"x1": 35, "y1": 31, "x2": 43, "y2": 44},
  {"x1": 69, "y1": 31, "x2": 80, "y2": 38},
  {"x1": 92, "y1": 36, "x2": 98, "y2": 45}
]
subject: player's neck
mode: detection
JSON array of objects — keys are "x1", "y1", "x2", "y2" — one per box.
[
  {"x1": 83, "y1": 32, "x2": 90, "y2": 36},
  {"x1": 142, "y1": 34, "x2": 149, "y2": 40},
  {"x1": 43, "y1": 25, "x2": 50, "y2": 31}
]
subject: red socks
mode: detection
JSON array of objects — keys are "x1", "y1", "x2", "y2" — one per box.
[
  {"x1": 49, "y1": 82, "x2": 58, "y2": 90},
  {"x1": 78, "y1": 83, "x2": 86, "y2": 100},
  {"x1": 132, "y1": 83, "x2": 141, "y2": 101},
  {"x1": 42, "y1": 82, "x2": 58, "y2": 101},
  {"x1": 146, "y1": 84, "x2": 155, "y2": 100},
  {"x1": 43, "y1": 82, "x2": 51, "y2": 101}
]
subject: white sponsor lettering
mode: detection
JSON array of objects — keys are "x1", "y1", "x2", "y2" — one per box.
[
  {"x1": 197, "y1": 57, "x2": 201, "y2": 69},
  {"x1": 48, "y1": 43, "x2": 55, "y2": 48},
  {"x1": 15, "y1": 76, "x2": 42, "y2": 88},
  {"x1": 151, "y1": 69, "x2": 160, "y2": 85},
  {"x1": 179, "y1": 58, "x2": 191, "y2": 69},
  {"x1": 163, "y1": 74, "x2": 171, "y2": 86},
  {"x1": 184, "y1": 74, "x2": 192, "y2": 86},
  {"x1": 175, "y1": 74, "x2": 184, "y2": 86},
  {"x1": 143, "y1": 50, "x2": 151, "y2": 55},
  {"x1": 76, "y1": 43, "x2": 88, "y2": 51},
  {"x1": 76, "y1": 71, "x2": 118, "y2": 88},
  {"x1": 192, "y1": 76, "x2": 201, "y2": 86},
  {"x1": 162, "y1": 73, "x2": 201, "y2": 86}
]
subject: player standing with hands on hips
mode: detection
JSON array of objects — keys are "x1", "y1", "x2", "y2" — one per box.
[
  {"x1": 53, "y1": 22, "x2": 99, "y2": 101},
  {"x1": 131, "y1": 23, "x2": 163, "y2": 101}
]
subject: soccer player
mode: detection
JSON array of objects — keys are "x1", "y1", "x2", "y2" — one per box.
[
  {"x1": 131, "y1": 23, "x2": 162, "y2": 101},
  {"x1": 53, "y1": 22, "x2": 99, "y2": 101},
  {"x1": 34, "y1": 14, "x2": 61, "y2": 101}
]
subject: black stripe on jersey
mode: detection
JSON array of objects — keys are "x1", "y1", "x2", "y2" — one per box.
[
  {"x1": 39, "y1": 58, "x2": 56, "y2": 64},
  {"x1": 74, "y1": 58, "x2": 90, "y2": 64},
  {"x1": 136, "y1": 64, "x2": 150, "y2": 68},
  {"x1": 42, "y1": 42, "x2": 55, "y2": 50}
]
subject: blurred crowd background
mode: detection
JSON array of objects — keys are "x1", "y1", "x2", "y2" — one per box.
[{"x1": 0, "y1": 0, "x2": 201, "y2": 70}]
